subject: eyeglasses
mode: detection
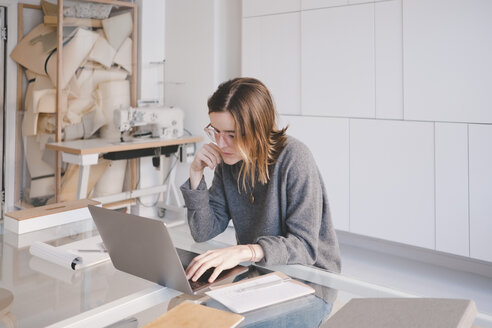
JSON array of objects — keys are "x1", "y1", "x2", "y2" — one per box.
[{"x1": 204, "y1": 123, "x2": 235, "y2": 145}]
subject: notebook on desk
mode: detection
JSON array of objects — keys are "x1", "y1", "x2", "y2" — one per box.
[
  {"x1": 206, "y1": 271, "x2": 315, "y2": 313},
  {"x1": 88, "y1": 205, "x2": 247, "y2": 295}
]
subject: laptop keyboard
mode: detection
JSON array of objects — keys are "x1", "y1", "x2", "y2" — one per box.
[
  {"x1": 188, "y1": 267, "x2": 237, "y2": 291},
  {"x1": 188, "y1": 267, "x2": 215, "y2": 290}
]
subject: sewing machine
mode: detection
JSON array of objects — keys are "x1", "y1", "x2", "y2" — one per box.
[{"x1": 114, "y1": 106, "x2": 184, "y2": 141}]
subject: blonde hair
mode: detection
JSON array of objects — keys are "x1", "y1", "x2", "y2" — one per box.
[{"x1": 208, "y1": 77, "x2": 288, "y2": 191}]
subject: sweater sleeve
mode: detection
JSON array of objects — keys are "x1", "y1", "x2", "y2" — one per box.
[
  {"x1": 180, "y1": 166, "x2": 231, "y2": 242},
  {"x1": 254, "y1": 145, "x2": 324, "y2": 267}
]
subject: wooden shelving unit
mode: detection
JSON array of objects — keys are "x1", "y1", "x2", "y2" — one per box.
[
  {"x1": 52, "y1": 0, "x2": 138, "y2": 202},
  {"x1": 16, "y1": 1, "x2": 138, "y2": 204}
]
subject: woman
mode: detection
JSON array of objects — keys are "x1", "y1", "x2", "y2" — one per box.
[{"x1": 181, "y1": 77, "x2": 341, "y2": 284}]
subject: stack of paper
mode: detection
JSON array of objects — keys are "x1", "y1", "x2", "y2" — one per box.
[{"x1": 206, "y1": 271, "x2": 315, "y2": 313}]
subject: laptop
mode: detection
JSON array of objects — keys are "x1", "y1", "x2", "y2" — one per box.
[{"x1": 88, "y1": 205, "x2": 247, "y2": 294}]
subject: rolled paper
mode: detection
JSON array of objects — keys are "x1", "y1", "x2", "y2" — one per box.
[
  {"x1": 102, "y1": 12, "x2": 133, "y2": 51},
  {"x1": 113, "y1": 37, "x2": 132, "y2": 74},
  {"x1": 29, "y1": 242, "x2": 81, "y2": 270}
]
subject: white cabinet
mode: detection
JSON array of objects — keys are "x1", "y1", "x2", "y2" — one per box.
[
  {"x1": 280, "y1": 115, "x2": 350, "y2": 231},
  {"x1": 302, "y1": 4, "x2": 375, "y2": 118},
  {"x1": 435, "y1": 123, "x2": 469, "y2": 257},
  {"x1": 469, "y1": 124, "x2": 492, "y2": 262},
  {"x1": 375, "y1": 0, "x2": 402, "y2": 120},
  {"x1": 403, "y1": 0, "x2": 492, "y2": 123},
  {"x1": 350, "y1": 119, "x2": 435, "y2": 249},
  {"x1": 242, "y1": 13, "x2": 301, "y2": 115},
  {"x1": 243, "y1": 0, "x2": 300, "y2": 17}
]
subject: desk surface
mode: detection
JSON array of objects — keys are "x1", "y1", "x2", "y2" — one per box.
[
  {"x1": 1, "y1": 219, "x2": 490, "y2": 328},
  {"x1": 46, "y1": 135, "x2": 203, "y2": 155}
]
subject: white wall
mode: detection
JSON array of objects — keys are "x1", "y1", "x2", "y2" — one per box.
[
  {"x1": 164, "y1": 0, "x2": 241, "y2": 188},
  {"x1": 242, "y1": 0, "x2": 492, "y2": 263}
]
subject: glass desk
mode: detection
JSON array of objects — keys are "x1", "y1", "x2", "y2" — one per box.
[{"x1": 1, "y1": 219, "x2": 490, "y2": 328}]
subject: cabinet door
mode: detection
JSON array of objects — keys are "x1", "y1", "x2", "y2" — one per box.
[
  {"x1": 302, "y1": 4, "x2": 375, "y2": 118},
  {"x1": 350, "y1": 119, "x2": 435, "y2": 249},
  {"x1": 375, "y1": 0, "x2": 402, "y2": 119},
  {"x1": 435, "y1": 123, "x2": 469, "y2": 257},
  {"x1": 242, "y1": 13, "x2": 301, "y2": 115},
  {"x1": 243, "y1": 0, "x2": 300, "y2": 17},
  {"x1": 280, "y1": 115, "x2": 350, "y2": 231},
  {"x1": 403, "y1": 0, "x2": 492, "y2": 123},
  {"x1": 469, "y1": 124, "x2": 492, "y2": 262}
]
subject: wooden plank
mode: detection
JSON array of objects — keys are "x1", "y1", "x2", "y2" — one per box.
[
  {"x1": 5, "y1": 199, "x2": 100, "y2": 220},
  {"x1": 43, "y1": 15, "x2": 103, "y2": 28},
  {"x1": 16, "y1": 4, "x2": 23, "y2": 112},
  {"x1": 55, "y1": 0, "x2": 64, "y2": 201}
]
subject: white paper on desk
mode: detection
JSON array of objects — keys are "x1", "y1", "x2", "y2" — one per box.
[
  {"x1": 206, "y1": 272, "x2": 315, "y2": 313},
  {"x1": 29, "y1": 257, "x2": 81, "y2": 284},
  {"x1": 29, "y1": 236, "x2": 110, "y2": 270},
  {"x1": 58, "y1": 235, "x2": 110, "y2": 269},
  {"x1": 30, "y1": 242, "x2": 81, "y2": 270}
]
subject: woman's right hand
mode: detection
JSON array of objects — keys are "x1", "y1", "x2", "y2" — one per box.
[{"x1": 189, "y1": 143, "x2": 222, "y2": 189}]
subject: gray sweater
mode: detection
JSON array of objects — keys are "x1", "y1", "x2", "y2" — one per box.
[{"x1": 180, "y1": 136, "x2": 341, "y2": 273}]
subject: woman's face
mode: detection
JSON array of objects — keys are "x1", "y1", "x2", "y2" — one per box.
[{"x1": 209, "y1": 111, "x2": 242, "y2": 165}]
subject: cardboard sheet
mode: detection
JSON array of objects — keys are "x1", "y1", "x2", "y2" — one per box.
[
  {"x1": 46, "y1": 28, "x2": 99, "y2": 89},
  {"x1": 10, "y1": 24, "x2": 55, "y2": 75},
  {"x1": 102, "y1": 12, "x2": 133, "y2": 50},
  {"x1": 88, "y1": 34, "x2": 116, "y2": 68},
  {"x1": 113, "y1": 37, "x2": 132, "y2": 74}
]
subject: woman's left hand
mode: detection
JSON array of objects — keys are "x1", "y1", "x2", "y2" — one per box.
[{"x1": 185, "y1": 245, "x2": 251, "y2": 283}]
